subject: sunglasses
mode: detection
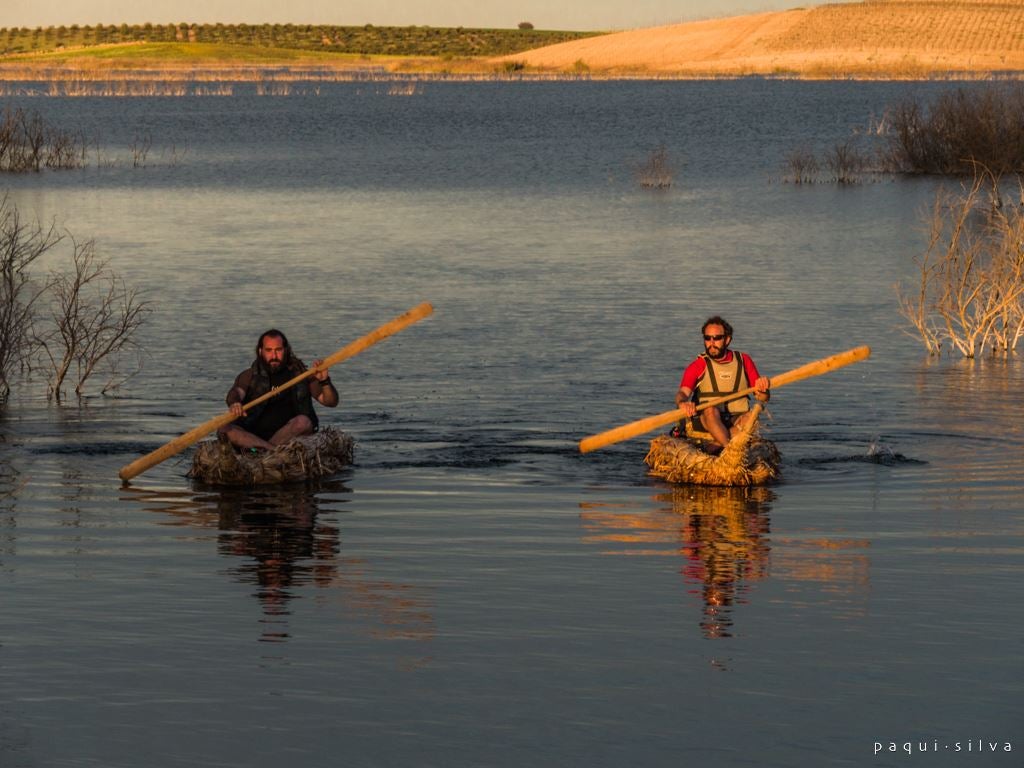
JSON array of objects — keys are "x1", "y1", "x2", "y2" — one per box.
[{"x1": 703, "y1": 334, "x2": 726, "y2": 341}]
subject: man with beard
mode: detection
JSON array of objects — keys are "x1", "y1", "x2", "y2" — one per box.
[
  {"x1": 673, "y1": 315, "x2": 770, "y2": 451},
  {"x1": 218, "y1": 329, "x2": 338, "y2": 451}
]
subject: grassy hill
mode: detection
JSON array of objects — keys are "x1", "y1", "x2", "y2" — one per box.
[{"x1": 498, "y1": 0, "x2": 1024, "y2": 78}]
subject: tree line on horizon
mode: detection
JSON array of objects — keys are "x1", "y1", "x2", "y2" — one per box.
[{"x1": 0, "y1": 23, "x2": 598, "y2": 58}]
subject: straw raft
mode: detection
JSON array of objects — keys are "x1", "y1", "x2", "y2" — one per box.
[
  {"x1": 188, "y1": 426, "x2": 354, "y2": 485},
  {"x1": 644, "y1": 405, "x2": 780, "y2": 486}
]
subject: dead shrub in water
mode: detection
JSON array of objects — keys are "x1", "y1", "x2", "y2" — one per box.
[
  {"x1": 884, "y1": 86, "x2": 1024, "y2": 175},
  {"x1": 896, "y1": 174, "x2": 1024, "y2": 358},
  {"x1": 130, "y1": 131, "x2": 152, "y2": 168},
  {"x1": 0, "y1": 196, "x2": 61, "y2": 401},
  {"x1": 45, "y1": 124, "x2": 87, "y2": 169},
  {"x1": 823, "y1": 139, "x2": 867, "y2": 184},
  {"x1": 37, "y1": 239, "x2": 152, "y2": 399},
  {"x1": 783, "y1": 145, "x2": 819, "y2": 184},
  {"x1": 637, "y1": 145, "x2": 674, "y2": 189},
  {"x1": 782, "y1": 86, "x2": 1024, "y2": 183},
  {"x1": 0, "y1": 105, "x2": 85, "y2": 172}
]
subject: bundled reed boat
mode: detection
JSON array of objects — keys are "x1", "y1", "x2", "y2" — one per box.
[
  {"x1": 188, "y1": 426, "x2": 354, "y2": 486},
  {"x1": 644, "y1": 404, "x2": 780, "y2": 487}
]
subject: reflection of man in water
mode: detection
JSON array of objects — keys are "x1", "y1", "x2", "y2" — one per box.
[
  {"x1": 217, "y1": 490, "x2": 339, "y2": 642},
  {"x1": 579, "y1": 487, "x2": 772, "y2": 641},
  {"x1": 218, "y1": 329, "x2": 338, "y2": 451},
  {"x1": 677, "y1": 492, "x2": 770, "y2": 640},
  {"x1": 216, "y1": 487, "x2": 435, "y2": 649}
]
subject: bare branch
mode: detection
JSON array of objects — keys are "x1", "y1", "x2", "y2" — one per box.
[
  {"x1": 897, "y1": 173, "x2": 1024, "y2": 358},
  {"x1": 38, "y1": 238, "x2": 151, "y2": 400},
  {"x1": 0, "y1": 195, "x2": 62, "y2": 401}
]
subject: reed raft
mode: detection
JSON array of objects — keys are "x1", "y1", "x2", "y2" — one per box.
[
  {"x1": 644, "y1": 405, "x2": 780, "y2": 487},
  {"x1": 188, "y1": 426, "x2": 354, "y2": 486}
]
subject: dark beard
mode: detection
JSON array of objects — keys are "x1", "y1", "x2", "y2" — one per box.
[{"x1": 258, "y1": 357, "x2": 287, "y2": 378}]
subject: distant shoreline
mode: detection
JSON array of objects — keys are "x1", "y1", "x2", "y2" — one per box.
[
  {"x1": 2, "y1": 62, "x2": 1023, "y2": 87},
  {"x1": 2, "y1": 52, "x2": 1024, "y2": 86}
]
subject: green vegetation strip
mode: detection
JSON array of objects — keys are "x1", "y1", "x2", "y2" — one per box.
[{"x1": 1, "y1": 23, "x2": 601, "y2": 58}]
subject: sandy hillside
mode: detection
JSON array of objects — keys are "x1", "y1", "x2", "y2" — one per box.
[{"x1": 499, "y1": 0, "x2": 1024, "y2": 77}]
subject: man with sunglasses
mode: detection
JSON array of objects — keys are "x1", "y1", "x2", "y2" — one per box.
[{"x1": 672, "y1": 316, "x2": 770, "y2": 450}]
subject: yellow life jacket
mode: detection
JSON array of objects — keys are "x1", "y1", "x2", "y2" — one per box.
[
  {"x1": 681, "y1": 352, "x2": 752, "y2": 442},
  {"x1": 693, "y1": 351, "x2": 750, "y2": 415}
]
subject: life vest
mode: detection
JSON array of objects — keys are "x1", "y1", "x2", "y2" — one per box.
[
  {"x1": 243, "y1": 358, "x2": 319, "y2": 431},
  {"x1": 693, "y1": 351, "x2": 750, "y2": 415}
]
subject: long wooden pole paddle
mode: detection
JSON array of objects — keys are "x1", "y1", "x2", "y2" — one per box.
[
  {"x1": 578, "y1": 345, "x2": 870, "y2": 454},
  {"x1": 119, "y1": 301, "x2": 434, "y2": 482}
]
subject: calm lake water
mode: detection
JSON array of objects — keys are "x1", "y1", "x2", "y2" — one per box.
[{"x1": 1, "y1": 80, "x2": 1022, "y2": 767}]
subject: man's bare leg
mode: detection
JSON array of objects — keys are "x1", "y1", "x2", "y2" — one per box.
[
  {"x1": 700, "y1": 408, "x2": 732, "y2": 449},
  {"x1": 267, "y1": 415, "x2": 314, "y2": 446},
  {"x1": 218, "y1": 424, "x2": 274, "y2": 451}
]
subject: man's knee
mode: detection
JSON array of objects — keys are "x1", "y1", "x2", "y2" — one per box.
[
  {"x1": 289, "y1": 415, "x2": 314, "y2": 435},
  {"x1": 700, "y1": 409, "x2": 723, "y2": 429}
]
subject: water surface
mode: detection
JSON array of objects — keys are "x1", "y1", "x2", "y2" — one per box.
[{"x1": 1, "y1": 80, "x2": 1021, "y2": 767}]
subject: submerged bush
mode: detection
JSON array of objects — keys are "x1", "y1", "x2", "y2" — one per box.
[
  {"x1": 0, "y1": 105, "x2": 85, "y2": 172},
  {"x1": 783, "y1": 145, "x2": 820, "y2": 184},
  {"x1": 824, "y1": 139, "x2": 868, "y2": 184},
  {"x1": 637, "y1": 145, "x2": 674, "y2": 189},
  {"x1": 0, "y1": 197, "x2": 151, "y2": 402},
  {"x1": 782, "y1": 140, "x2": 871, "y2": 184},
  {"x1": 782, "y1": 85, "x2": 1024, "y2": 183},
  {"x1": 884, "y1": 85, "x2": 1024, "y2": 175},
  {"x1": 896, "y1": 174, "x2": 1024, "y2": 358},
  {"x1": 0, "y1": 196, "x2": 59, "y2": 401}
]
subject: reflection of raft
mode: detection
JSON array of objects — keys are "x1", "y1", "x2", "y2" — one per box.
[
  {"x1": 188, "y1": 427, "x2": 355, "y2": 486},
  {"x1": 644, "y1": 405, "x2": 780, "y2": 487}
]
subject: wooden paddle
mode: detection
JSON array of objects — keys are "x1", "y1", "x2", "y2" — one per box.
[
  {"x1": 578, "y1": 345, "x2": 871, "y2": 454},
  {"x1": 118, "y1": 301, "x2": 434, "y2": 482}
]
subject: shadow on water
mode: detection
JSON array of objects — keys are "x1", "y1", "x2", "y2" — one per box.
[
  {"x1": 120, "y1": 480, "x2": 435, "y2": 654},
  {"x1": 0, "y1": 453, "x2": 24, "y2": 501}
]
